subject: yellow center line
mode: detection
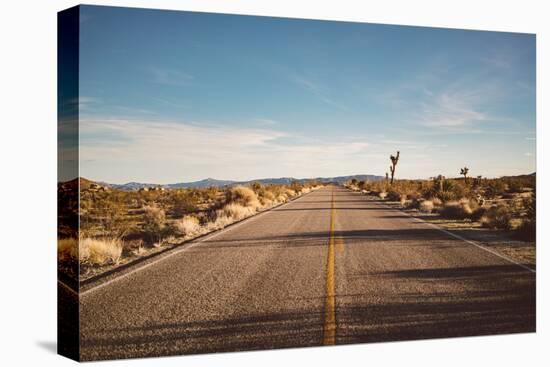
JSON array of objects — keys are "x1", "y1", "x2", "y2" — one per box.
[{"x1": 323, "y1": 187, "x2": 337, "y2": 345}]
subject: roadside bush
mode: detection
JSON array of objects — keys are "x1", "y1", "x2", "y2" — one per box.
[
  {"x1": 226, "y1": 186, "x2": 260, "y2": 208},
  {"x1": 439, "y1": 200, "x2": 472, "y2": 219},
  {"x1": 258, "y1": 190, "x2": 276, "y2": 206},
  {"x1": 438, "y1": 198, "x2": 483, "y2": 220},
  {"x1": 516, "y1": 193, "x2": 536, "y2": 240},
  {"x1": 506, "y1": 179, "x2": 523, "y2": 193},
  {"x1": 80, "y1": 237, "x2": 123, "y2": 266},
  {"x1": 219, "y1": 203, "x2": 256, "y2": 221},
  {"x1": 432, "y1": 197, "x2": 443, "y2": 207},
  {"x1": 58, "y1": 236, "x2": 124, "y2": 266},
  {"x1": 172, "y1": 191, "x2": 200, "y2": 216},
  {"x1": 419, "y1": 200, "x2": 434, "y2": 213},
  {"x1": 58, "y1": 238, "x2": 78, "y2": 263},
  {"x1": 386, "y1": 190, "x2": 402, "y2": 201},
  {"x1": 480, "y1": 204, "x2": 513, "y2": 230},
  {"x1": 516, "y1": 219, "x2": 536, "y2": 241},
  {"x1": 484, "y1": 180, "x2": 506, "y2": 199},
  {"x1": 174, "y1": 215, "x2": 201, "y2": 237},
  {"x1": 142, "y1": 205, "x2": 166, "y2": 243},
  {"x1": 436, "y1": 191, "x2": 454, "y2": 203}
]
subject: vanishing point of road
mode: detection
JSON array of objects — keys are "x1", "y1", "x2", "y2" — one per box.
[{"x1": 61, "y1": 186, "x2": 535, "y2": 360}]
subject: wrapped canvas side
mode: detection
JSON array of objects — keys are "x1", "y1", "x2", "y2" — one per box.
[{"x1": 57, "y1": 5, "x2": 80, "y2": 361}]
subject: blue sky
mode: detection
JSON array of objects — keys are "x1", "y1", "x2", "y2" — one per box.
[{"x1": 78, "y1": 5, "x2": 536, "y2": 184}]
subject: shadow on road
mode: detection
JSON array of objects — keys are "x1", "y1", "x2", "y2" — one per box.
[{"x1": 80, "y1": 262, "x2": 535, "y2": 360}]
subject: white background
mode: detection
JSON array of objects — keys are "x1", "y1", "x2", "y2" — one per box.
[{"x1": 0, "y1": 0, "x2": 547, "y2": 365}]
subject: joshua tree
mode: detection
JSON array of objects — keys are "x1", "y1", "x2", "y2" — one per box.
[
  {"x1": 434, "y1": 174, "x2": 445, "y2": 193},
  {"x1": 389, "y1": 151, "x2": 400, "y2": 185},
  {"x1": 460, "y1": 166, "x2": 469, "y2": 183}
]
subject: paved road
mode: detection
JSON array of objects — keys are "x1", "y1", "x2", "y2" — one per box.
[{"x1": 69, "y1": 186, "x2": 535, "y2": 360}]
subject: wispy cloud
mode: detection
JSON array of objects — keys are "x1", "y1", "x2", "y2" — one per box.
[
  {"x1": 80, "y1": 117, "x2": 381, "y2": 183},
  {"x1": 291, "y1": 75, "x2": 349, "y2": 110},
  {"x1": 150, "y1": 67, "x2": 194, "y2": 86},
  {"x1": 419, "y1": 92, "x2": 487, "y2": 128},
  {"x1": 254, "y1": 118, "x2": 278, "y2": 126}
]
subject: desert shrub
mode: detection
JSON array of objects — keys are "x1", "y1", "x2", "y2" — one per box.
[
  {"x1": 285, "y1": 188, "x2": 296, "y2": 198},
  {"x1": 172, "y1": 190, "x2": 200, "y2": 216},
  {"x1": 142, "y1": 205, "x2": 166, "y2": 243},
  {"x1": 506, "y1": 179, "x2": 523, "y2": 193},
  {"x1": 480, "y1": 204, "x2": 513, "y2": 230},
  {"x1": 484, "y1": 180, "x2": 506, "y2": 199},
  {"x1": 419, "y1": 200, "x2": 434, "y2": 213},
  {"x1": 432, "y1": 197, "x2": 443, "y2": 207},
  {"x1": 470, "y1": 207, "x2": 486, "y2": 221},
  {"x1": 437, "y1": 191, "x2": 454, "y2": 203},
  {"x1": 219, "y1": 203, "x2": 256, "y2": 221},
  {"x1": 450, "y1": 183, "x2": 469, "y2": 200},
  {"x1": 79, "y1": 237, "x2": 123, "y2": 266},
  {"x1": 226, "y1": 186, "x2": 260, "y2": 208},
  {"x1": 439, "y1": 199, "x2": 474, "y2": 219},
  {"x1": 516, "y1": 219, "x2": 535, "y2": 241},
  {"x1": 402, "y1": 198, "x2": 420, "y2": 210},
  {"x1": 407, "y1": 191, "x2": 421, "y2": 201},
  {"x1": 174, "y1": 215, "x2": 201, "y2": 237},
  {"x1": 516, "y1": 192, "x2": 536, "y2": 240},
  {"x1": 386, "y1": 190, "x2": 402, "y2": 201},
  {"x1": 258, "y1": 189, "x2": 276, "y2": 206},
  {"x1": 207, "y1": 214, "x2": 233, "y2": 231},
  {"x1": 290, "y1": 180, "x2": 304, "y2": 194},
  {"x1": 58, "y1": 238, "x2": 78, "y2": 263}
]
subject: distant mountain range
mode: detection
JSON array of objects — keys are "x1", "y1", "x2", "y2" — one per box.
[{"x1": 100, "y1": 174, "x2": 385, "y2": 191}]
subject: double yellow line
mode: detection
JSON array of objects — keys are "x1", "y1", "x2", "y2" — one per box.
[{"x1": 323, "y1": 187, "x2": 337, "y2": 345}]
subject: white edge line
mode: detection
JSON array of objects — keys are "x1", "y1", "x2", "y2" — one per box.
[
  {"x1": 58, "y1": 278, "x2": 79, "y2": 296},
  {"x1": 362, "y1": 194, "x2": 536, "y2": 274},
  {"x1": 72, "y1": 189, "x2": 322, "y2": 297}
]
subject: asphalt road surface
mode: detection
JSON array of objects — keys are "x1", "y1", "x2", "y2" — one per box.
[{"x1": 66, "y1": 186, "x2": 535, "y2": 361}]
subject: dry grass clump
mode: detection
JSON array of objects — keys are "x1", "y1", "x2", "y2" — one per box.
[
  {"x1": 58, "y1": 237, "x2": 123, "y2": 266},
  {"x1": 207, "y1": 214, "x2": 233, "y2": 231},
  {"x1": 438, "y1": 199, "x2": 482, "y2": 220},
  {"x1": 219, "y1": 203, "x2": 256, "y2": 221},
  {"x1": 419, "y1": 200, "x2": 434, "y2": 213},
  {"x1": 58, "y1": 238, "x2": 78, "y2": 263},
  {"x1": 226, "y1": 186, "x2": 260, "y2": 208},
  {"x1": 481, "y1": 204, "x2": 513, "y2": 230},
  {"x1": 174, "y1": 215, "x2": 201, "y2": 237},
  {"x1": 432, "y1": 197, "x2": 443, "y2": 207},
  {"x1": 80, "y1": 237, "x2": 123, "y2": 266},
  {"x1": 258, "y1": 190, "x2": 276, "y2": 206},
  {"x1": 62, "y1": 181, "x2": 321, "y2": 273}
]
